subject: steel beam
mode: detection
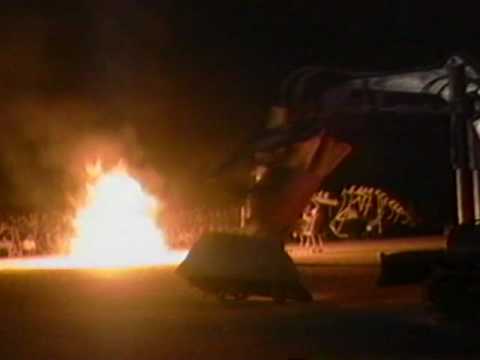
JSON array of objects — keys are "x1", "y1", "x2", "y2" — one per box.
[{"x1": 448, "y1": 57, "x2": 475, "y2": 225}]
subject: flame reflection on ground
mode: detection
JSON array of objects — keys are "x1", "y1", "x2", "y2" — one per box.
[{"x1": 0, "y1": 252, "x2": 187, "y2": 271}]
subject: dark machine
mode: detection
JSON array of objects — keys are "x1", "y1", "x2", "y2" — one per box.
[
  {"x1": 271, "y1": 54, "x2": 480, "y2": 318},
  {"x1": 177, "y1": 232, "x2": 312, "y2": 303},
  {"x1": 179, "y1": 54, "x2": 480, "y2": 309}
]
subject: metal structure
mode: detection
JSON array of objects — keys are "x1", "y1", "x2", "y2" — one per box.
[
  {"x1": 215, "y1": 54, "x2": 480, "y2": 246},
  {"x1": 326, "y1": 186, "x2": 414, "y2": 239},
  {"x1": 268, "y1": 54, "x2": 480, "y2": 319},
  {"x1": 177, "y1": 232, "x2": 312, "y2": 303},
  {"x1": 182, "y1": 54, "x2": 480, "y2": 307},
  {"x1": 256, "y1": 54, "x2": 480, "y2": 314},
  {"x1": 272, "y1": 54, "x2": 480, "y2": 232}
]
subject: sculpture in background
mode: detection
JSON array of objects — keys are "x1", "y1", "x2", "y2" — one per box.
[{"x1": 293, "y1": 186, "x2": 415, "y2": 245}]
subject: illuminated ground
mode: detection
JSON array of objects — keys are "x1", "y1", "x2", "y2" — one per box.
[
  {"x1": 0, "y1": 236, "x2": 478, "y2": 360},
  {"x1": 288, "y1": 234, "x2": 445, "y2": 265}
]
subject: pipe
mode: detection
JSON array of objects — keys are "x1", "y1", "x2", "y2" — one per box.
[{"x1": 447, "y1": 57, "x2": 474, "y2": 225}]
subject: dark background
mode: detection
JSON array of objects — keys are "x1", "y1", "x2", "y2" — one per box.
[{"x1": 0, "y1": 0, "x2": 478, "y2": 230}]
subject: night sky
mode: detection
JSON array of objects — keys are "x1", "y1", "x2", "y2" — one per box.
[{"x1": 0, "y1": 1, "x2": 478, "y2": 229}]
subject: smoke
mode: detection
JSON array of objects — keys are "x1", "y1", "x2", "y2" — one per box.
[
  {"x1": 0, "y1": 96, "x2": 146, "y2": 210},
  {"x1": 0, "y1": 2, "x2": 264, "y2": 213},
  {"x1": 0, "y1": 7, "x2": 162, "y2": 211}
]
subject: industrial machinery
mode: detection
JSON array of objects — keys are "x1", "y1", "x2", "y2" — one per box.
[
  {"x1": 268, "y1": 53, "x2": 480, "y2": 318},
  {"x1": 177, "y1": 232, "x2": 312, "y2": 303},
  {"x1": 179, "y1": 54, "x2": 480, "y2": 309}
]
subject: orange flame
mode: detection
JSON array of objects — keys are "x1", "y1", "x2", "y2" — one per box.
[
  {"x1": 70, "y1": 160, "x2": 179, "y2": 267},
  {"x1": 0, "y1": 160, "x2": 186, "y2": 270}
]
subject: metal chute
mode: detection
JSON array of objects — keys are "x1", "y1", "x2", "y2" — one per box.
[{"x1": 176, "y1": 232, "x2": 312, "y2": 302}]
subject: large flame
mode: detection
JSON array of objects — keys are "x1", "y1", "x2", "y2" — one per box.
[
  {"x1": 69, "y1": 160, "x2": 183, "y2": 267},
  {"x1": 0, "y1": 160, "x2": 186, "y2": 270}
]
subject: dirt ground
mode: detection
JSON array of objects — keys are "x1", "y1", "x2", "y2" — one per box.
[{"x1": 0, "y1": 261, "x2": 478, "y2": 360}]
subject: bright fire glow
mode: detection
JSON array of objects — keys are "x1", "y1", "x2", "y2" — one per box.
[
  {"x1": 0, "y1": 160, "x2": 186, "y2": 270},
  {"x1": 69, "y1": 160, "x2": 184, "y2": 267}
]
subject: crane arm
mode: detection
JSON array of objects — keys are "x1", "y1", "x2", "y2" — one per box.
[{"x1": 274, "y1": 55, "x2": 480, "y2": 120}]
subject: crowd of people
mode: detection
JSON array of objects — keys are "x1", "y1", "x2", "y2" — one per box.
[
  {"x1": 0, "y1": 186, "x2": 416, "y2": 258},
  {"x1": 0, "y1": 212, "x2": 73, "y2": 257},
  {"x1": 161, "y1": 205, "x2": 244, "y2": 248},
  {"x1": 0, "y1": 206, "x2": 247, "y2": 257}
]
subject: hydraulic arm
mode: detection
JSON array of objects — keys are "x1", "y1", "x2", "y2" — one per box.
[{"x1": 271, "y1": 54, "x2": 480, "y2": 233}]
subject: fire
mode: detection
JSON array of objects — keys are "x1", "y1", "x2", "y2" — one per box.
[
  {"x1": 69, "y1": 160, "x2": 182, "y2": 267},
  {"x1": 0, "y1": 160, "x2": 186, "y2": 270}
]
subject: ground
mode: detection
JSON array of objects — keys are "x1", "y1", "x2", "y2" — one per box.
[{"x1": 0, "y1": 236, "x2": 478, "y2": 360}]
